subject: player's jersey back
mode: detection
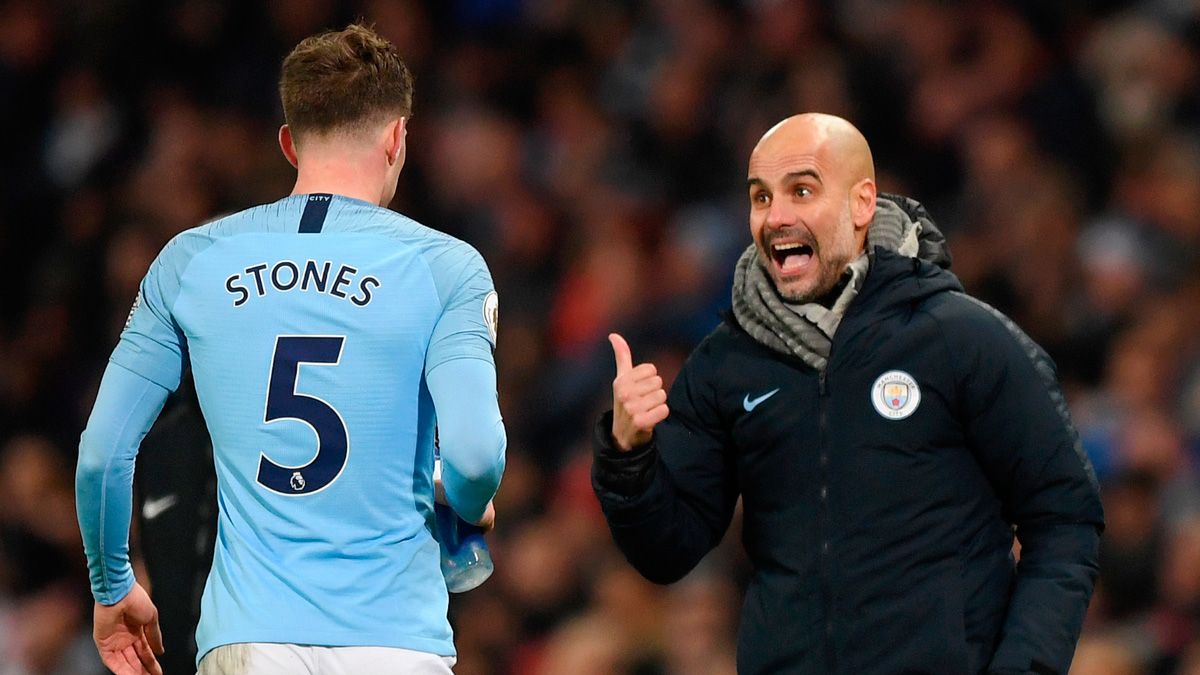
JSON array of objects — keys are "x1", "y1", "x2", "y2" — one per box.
[{"x1": 110, "y1": 194, "x2": 497, "y2": 661}]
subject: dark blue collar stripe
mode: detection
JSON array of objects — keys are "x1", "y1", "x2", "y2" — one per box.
[{"x1": 298, "y1": 194, "x2": 332, "y2": 233}]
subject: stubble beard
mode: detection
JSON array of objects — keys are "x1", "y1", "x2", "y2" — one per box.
[
  {"x1": 761, "y1": 210, "x2": 858, "y2": 304},
  {"x1": 769, "y1": 248, "x2": 854, "y2": 304}
]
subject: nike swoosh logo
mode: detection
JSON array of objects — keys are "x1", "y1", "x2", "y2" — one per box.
[
  {"x1": 743, "y1": 388, "x2": 780, "y2": 412},
  {"x1": 142, "y1": 495, "x2": 179, "y2": 521}
]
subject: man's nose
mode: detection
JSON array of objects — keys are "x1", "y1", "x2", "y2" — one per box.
[{"x1": 765, "y1": 198, "x2": 795, "y2": 229}]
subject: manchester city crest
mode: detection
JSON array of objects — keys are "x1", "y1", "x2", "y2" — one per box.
[{"x1": 871, "y1": 370, "x2": 921, "y2": 420}]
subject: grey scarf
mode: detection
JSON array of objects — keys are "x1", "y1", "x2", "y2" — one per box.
[{"x1": 731, "y1": 196, "x2": 924, "y2": 371}]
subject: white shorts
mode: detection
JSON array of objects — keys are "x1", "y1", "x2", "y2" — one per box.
[{"x1": 197, "y1": 643, "x2": 456, "y2": 674}]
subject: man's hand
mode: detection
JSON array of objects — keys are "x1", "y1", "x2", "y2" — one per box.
[
  {"x1": 609, "y1": 333, "x2": 669, "y2": 451},
  {"x1": 93, "y1": 582, "x2": 163, "y2": 675},
  {"x1": 474, "y1": 501, "x2": 496, "y2": 532},
  {"x1": 434, "y1": 478, "x2": 496, "y2": 532}
]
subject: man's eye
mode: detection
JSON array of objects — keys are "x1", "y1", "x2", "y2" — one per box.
[
  {"x1": 752, "y1": 192, "x2": 770, "y2": 204},
  {"x1": 796, "y1": 186, "x2": 812, "y2": 198}
]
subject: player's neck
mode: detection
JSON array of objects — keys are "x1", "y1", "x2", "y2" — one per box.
[{"x1": 290, "y1": 156, "x2": 390, "y2": 207}]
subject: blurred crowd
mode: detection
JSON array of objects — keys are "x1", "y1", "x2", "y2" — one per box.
[{"x1": 0, "y1": 0, "x2": 1198, "y2": 673}]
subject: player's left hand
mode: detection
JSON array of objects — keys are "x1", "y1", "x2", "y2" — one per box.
[{"x1": 93, "y1": 581, "x2": 164, "y2": 675}]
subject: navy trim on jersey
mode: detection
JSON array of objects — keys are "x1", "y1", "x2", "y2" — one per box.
[{"x1": 298, "y1": 194, "x2": 333, "y2": 233}]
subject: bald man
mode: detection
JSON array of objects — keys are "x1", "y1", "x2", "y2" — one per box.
[{"x1": 592, "y1": 114, "x2": 1103, "y2": 674}]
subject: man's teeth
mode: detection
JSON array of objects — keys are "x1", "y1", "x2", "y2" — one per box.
[{"x1": 769, "y1": 242, "x2": 812, "y2": 273}]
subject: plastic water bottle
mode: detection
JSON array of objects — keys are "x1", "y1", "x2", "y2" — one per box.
[
  {"x1": 433, "y1": 455, "x2": 494, "y2": 593},
  {"x1": 435, "y1": 502, "x2": 494, "y2": 593}
]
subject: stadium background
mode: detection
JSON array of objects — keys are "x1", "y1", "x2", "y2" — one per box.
[{"x1": 0, "y1": 0, "x2": 1198, "y2": 673}]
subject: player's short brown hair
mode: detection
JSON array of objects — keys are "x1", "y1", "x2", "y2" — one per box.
[{"x1": 279, "y1": 24, "x2": 414, "y2": 137}]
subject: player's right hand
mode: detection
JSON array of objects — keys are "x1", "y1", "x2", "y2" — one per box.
[
  {"x1": 609, "y1": 333, "x2": 669, "y2": 452},
  {"x1": 93, "y1": 581, "x2": 163, "y2": 675},
  {"x1": 434, "y1": 463, "x2": 496, "y2": 532},
  {"x1": 475, "y1": 500, "x2": 496, "y2": 533}
]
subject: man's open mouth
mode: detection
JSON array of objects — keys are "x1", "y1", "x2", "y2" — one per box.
[{"x1": 770, "y1": 241, "x2": 815, "y2": 274}]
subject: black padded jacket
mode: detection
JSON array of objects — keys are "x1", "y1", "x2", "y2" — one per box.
[{"x1": 593, "y1": 224, "x2": 1104, "y2": 675}]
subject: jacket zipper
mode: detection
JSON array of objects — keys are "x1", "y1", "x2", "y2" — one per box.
[{"x1": 817, "y1": 368, "x2": 836, "y2": 671}]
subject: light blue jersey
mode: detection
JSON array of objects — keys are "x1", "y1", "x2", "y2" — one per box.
[{"x1": 77, "y1": 194, "x2": 505, "y2": 663}]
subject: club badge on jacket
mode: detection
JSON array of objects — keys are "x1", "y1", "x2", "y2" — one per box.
[{"x1": 871, "y1": 370, "x2": 921, "y2": 420}]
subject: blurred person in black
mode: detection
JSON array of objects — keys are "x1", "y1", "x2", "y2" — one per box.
[
  {"x1": 592, "y1": 113, "x2": 1104, "y2": 674},
  {"x1": 132, "y1": 373, "x2": 216, "y2": 675}
]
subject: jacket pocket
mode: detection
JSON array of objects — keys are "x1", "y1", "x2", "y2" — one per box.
[{"x1": 897, "y1": 575, "x2": 970, "y2": 674}]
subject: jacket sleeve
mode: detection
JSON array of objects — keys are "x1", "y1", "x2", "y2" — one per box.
[
  {"x1": 591, "y1": 339, "x2": 739, "y2": 584},
  {"x1": 945, "y1": 297, "x2": 1104, "y2": 675}
]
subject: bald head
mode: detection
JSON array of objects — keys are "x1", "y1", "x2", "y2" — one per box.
[{"x1": 753, "y1": 113, "x2": 875, "y2": 184}]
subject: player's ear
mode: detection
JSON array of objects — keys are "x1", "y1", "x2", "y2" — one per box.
[
  {"x1": 386, "y1": 116, "x2": 407, "y2": 170},
  {"x1": 279, "y1": 125, "x2": 299, "y2": 169}
]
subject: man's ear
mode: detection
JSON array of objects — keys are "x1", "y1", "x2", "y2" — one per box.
[
  {"x1": 386, "y1": 116, "x2": 407, "y2": 167},
  {"x1": 279, "y1": 125, "x2": 299, "y2": 168},
  {"x1": 852, "y1": 178, "x2": 877, "y2": 231}
]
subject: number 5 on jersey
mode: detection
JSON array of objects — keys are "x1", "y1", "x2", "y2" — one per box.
[{"x1": 257, "y1": 335, "x2": 349, "y2": 495}]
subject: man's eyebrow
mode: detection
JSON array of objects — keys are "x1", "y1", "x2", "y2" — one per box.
[
  {"x1": 746, "y1": 169, "x2": 823, "y2": 189},
  {"x1": 786, "y1": 169, "x2": 822, "y2": 183}
]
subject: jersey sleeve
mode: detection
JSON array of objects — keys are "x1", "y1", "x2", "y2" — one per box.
[
  {"x1": 76, "y1": 362, "x2": 172, "y2": 604},
  {"x1": 427, "y1": 359, "x2": 506, "y2": 523},
  {"x1": 424, "y1": 243, "x2": 497, "y2": 374},
  {"x1": 424, "y1": 242, "x2": 503, "y2": 522},
  {"x1": 109, "y1": 245, "x2": 189, "y2": 391}
]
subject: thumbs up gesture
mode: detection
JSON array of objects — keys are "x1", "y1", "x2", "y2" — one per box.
[{"x1": 609, "y1": 333, "x2": 670, "y2": 451}]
